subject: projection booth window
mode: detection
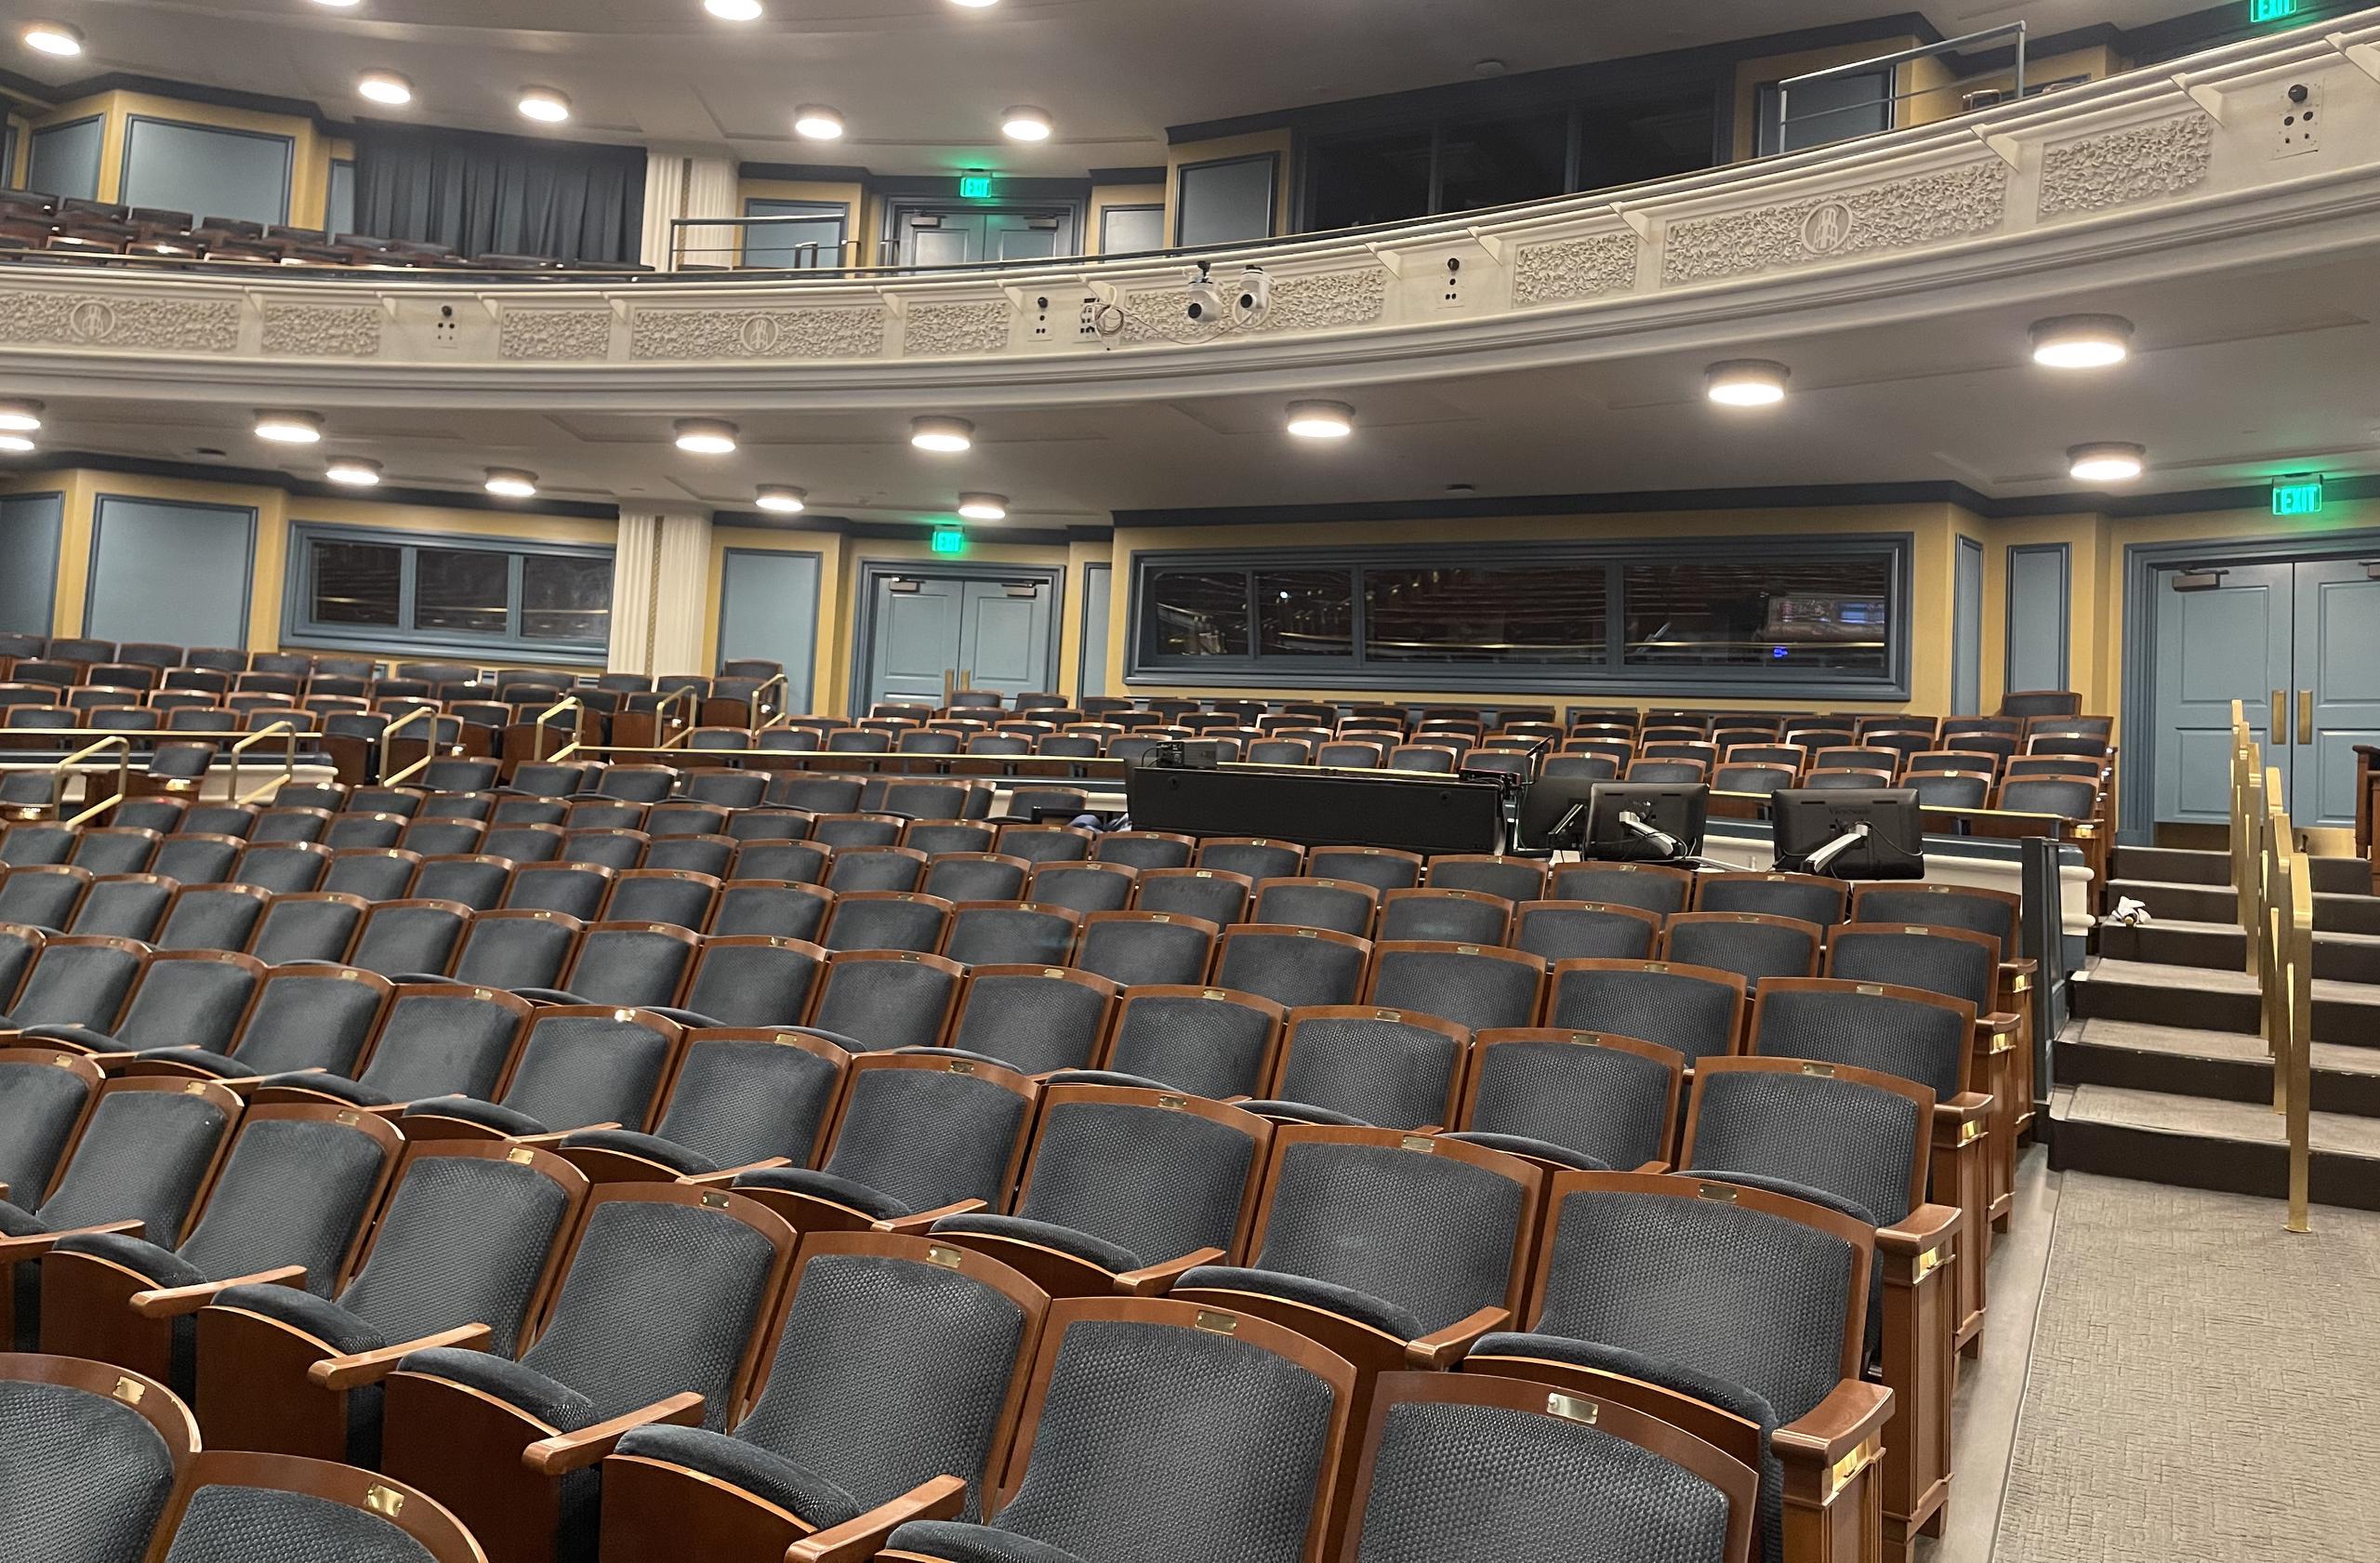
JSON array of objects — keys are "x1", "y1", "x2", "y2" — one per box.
[{"x1": 290, "y1": 523, "x2": 615, "y2": 662}]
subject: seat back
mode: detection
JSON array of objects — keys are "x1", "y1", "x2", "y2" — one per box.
[
  {"x1": 349, "y1": 899, "x2": 470, "y2": 978},
  {"x1": 1073, "y1": 911, "x2": 1216, "y2": 989},
  {"x1": 0, "y1": 1047, "x2": 103, "y2": 1203},
  {"x1": 1826, "y1": 924, "x2": 1999, "y2": 1013},
  {"x1": 604, "y1": 868, "x2": 721, "y2": 930},
  {"x1": 1460, "y1": 1030, "x2": 1684, "y2": 1171},
  {"x1": 34, "y1": 1078, "x2": 240, "y2": 1241},
  {"x1": 0, "y1": 1355, "x2": 196, "y2": 1563},
  {"x1": 1273, "y1": 1008, "x2": 1466, "y2": 1130},
  {"x1": 1747, "y1": 979, "x2": 1974, "y2": 1100},
  {"x1": 1250, "y1": 878, "x2": 1379, "y2": 938},
  {"x1": 1213, "y1": 926, "x2": 1371, "y2": 1012},
  {"x1": 1659, "y1": 913, "x2": 1823, "y2": 988},
  {"x1": 809, "y1": 949, "x2": 965, "y2": 1050},
  {"x1": 942, "y1": 903, "x2": 1081, "y2": 967},
  {"x1": 1105, "y1": 987, "x2": 1287, "y2": 1100},
  {"x1": 1545, "y1": 960, "x2": 1747, "y2": 1064},
  {"x1": 8, "y1": 934, "x2": 146, "y2": 1029},
  {"x1": 1684, "y1": 1056, "x2": 1931, "y2": 1229},
  {"x1": 946, "y1": 966, "x2": 1118, "y2": 1075},
  {"x1": 707, "y1": 881, "x2": 832, "y2": 942},
  {"x1": 1374, "y1": 888, "x2": 1511, "y2": 946},
  {"x1": 352, "y1": 985, "x2": 532, "y2": 1104},
  {"x1": 1131, "y1": 867, "x2": 1251, "y2": 925},
  {"x1": 1365, "y1": 943, "x2": 1544, "y2": 1035},
  {"x1": 819, "y1": 891, "x2": 953, "y2": 956},
  {"x1": 921, "y1": 853, "x2": 1030, "y2": 905},
  {"x1": 1015, "y1": 1085, "x2": 1270, "y2": 1264},
  {"x1": 562, "y1": 923, "x2": 700, "y2": 1009},
  {"x1": 112, "y1": 950, "x2": 263, "y2": 1052},
  {"x1": 1691, "y1": 872, "x2": 1847, "y2": 927},
  {"x1": 173, "y1": 1103, "x2": 403, "y2": 1293},
  {"x1": 1508, "y1": 901, "x2": 1660, "y2": 963},
  {"x1": 822, "y1": 1050, "x2": 1037, "y2": 1210},
  {"x1": 649, "y1": 1028, "x2": 849, "y2": 1169},
  {"x1": 492, "y1": 1006, "x2": 685, "y2": 1133},
  {"x1": 1194, "y1": 838, "x2": 1304, "y2": 881},
  {"x1": 1546, "y1": 863, "x2": 1691, "y2": 916},
  {"x1": 681, "y1": 936, "x2": 826, "y2": 1028},
  {"x1": 1422, "y1": 855, "x2": 1548, "y2": 905},
  {"x1": 503, "y1": 862, "x2": 615, "y2": 920}
]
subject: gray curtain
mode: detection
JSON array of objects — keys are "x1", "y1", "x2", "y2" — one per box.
[{"x1": 350, "y1": 122, "x2": 645, "y2": 263}]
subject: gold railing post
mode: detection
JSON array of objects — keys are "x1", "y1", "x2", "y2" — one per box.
[
  {"x1": 55, "y1": 735, "x2": 131, "y2": 828},
  {"x1": 2281, "y1": 836, "x2": 2315, "y2": 1234},
  {"x1": 531, "y1": 697, "x2": 583, "y2": 764},
  {"x1": 657, "y1": 687, "x2": 696, "y2": 749},
  {"x1": 379, "y1": 705, "x2": 439, "y2": 787},
  {"x1": 229, "y1": 722, "x2": 299, "y2": 806},
  {"x1": 748, "y1": 674, "x2": 787, "y2": 728}
]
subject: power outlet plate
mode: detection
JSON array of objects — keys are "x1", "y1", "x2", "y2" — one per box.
[{"x1": 2276, "y1": 83, "x2": 2320, "y2": 158}]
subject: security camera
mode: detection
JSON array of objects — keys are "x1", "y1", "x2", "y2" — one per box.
[
  {"x1": 1232, "y1": 266, "x2": 1271, "y2": 327},
  {"x1": 1182, "y1": 264, "x2": 1228, "y2": 326}
]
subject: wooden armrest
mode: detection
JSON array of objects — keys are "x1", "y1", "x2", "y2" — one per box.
[
  {"x1": 513, "y1": 1122, "x2": 617, "y2": 1146},
  {"x1": 2001, "y1": 958, "x2": 2038, "y2": 977},
  {"x1": 523, "y1": 1391, "x2": 705, "y2": 1476},
  {"x1": 872, "y1": 1199, "x2": 986, "y2": 1235},
  {"x1": 1979, "y1": 1010, "x2": 2021, "y2": 1038},
  {"x1": 1115, "y1": 1247, "x2": 1223, "y2": 1296},
  {"x1": 131, "y1": 1265, "x2": 305, "y2": 1318},
  {"x1": 0, "y1": 1182, "x2": 9, "y2": 1203},
  {"x1": 1404, "y1": 1305, "x2": 1511, "y2": 1369},
  {"x1": 785, "y1": 1475, "x2": 967, "y2": 1563},
  {"x1": 308, "y1": 1322, "x2": 493, "y2": 1390},
  {"x1": 1934, "y1": 1092, "x2": 1992, "y2": 1128},
  {"x1": 680, "y1": 1156, "x2": 791, "y2": 1188},
  {"x1": 1877, "y1": 1201, "x2": 1963, "y2": 1252},
  {"x1": 0, "y1": 1217, "x2": 140, "y2": 1261},
  {"x1": 1773, "y1": 1377, "x2": 1895, "y2": 1465},
  {"x1": 1631, "y1": 1159, "x2": 1670, "y2": 1174}
]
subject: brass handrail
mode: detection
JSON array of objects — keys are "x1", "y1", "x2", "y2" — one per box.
[
  {"x1": 229, "y1": 721, "x2": 299, "y2": 806},
  {"x1": 654, "y1": 687, "x2": 698, "y2": 749},
  {"x1": 747, "y1": 674, "x2": 787, "y2": 728},
  {"x1": 378, "y1": 704, "x2": 441, "y2": 787},
  {"x1": 530, "y1": 696, "x2": 584, "y2": 764},
  {"x1": 2280, "y1": 833, "x2": 2315, "y2": 1235},
  {"x1": 52, "y1": 735, "x2": 131, "y2": 828}
]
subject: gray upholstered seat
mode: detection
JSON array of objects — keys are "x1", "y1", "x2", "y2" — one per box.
[
  {"x1": 503, "y1": 864, "x2": 615, "y2": 920},
  {"x1": 322, "y1": 849, "x2": 422, "y2": 902},
  {"x1": 604, "y1": 871, "x2": 721, "y2": 931},
  {"x1": 316, "y1": 988, "x2": 523, "y2": 1106},
  {"x1": 449, "y1": 911, "x2": 581, "y2": 990},
  {"x1": 1088, "y1": 832, "x2": 1194, "y2": 872},
  {"x1": 1106, "y1": 989, "x2": 1278, "y2": 1100},
  {"x1": 558, "y1": 926, "x2": 695, "y2": 1009},
  {"x1": 1274, "y1": 1013, "x2": 1461, "y2": 1131},
  {"x1": 679, "y1": 938, "x2": 824, "y2": 1028},
  {"x1": 1193, "y1": 840, "x2": 1302, "y2": 881},
  {"x1": 707, "y1": 882, "x2": 830, "y2": 941},
  {"x1": 1212, "y1": 928, "x2": 1368, "y2": 1012},
  {"x1": 1752, "y1": 984, "x2": 1968, "y2": 1100},
  {"x1": 825, "y1": 846, "x2": 928, "y2": 894},
  {"x1": 0, "y1": 865, "x2": 88, "y2": 929},
  {"x1": 349, "y1": 902, "x2": 469, "y2": 978},
  {"x1": 573, "y1": 1032, "x2": 842, "y2": 1174},
  {"x1": 1072, "y1": 914, "x2": 1213, "y2": 988},
  {"x1": 248, "y1": 895, "x2": 367, "y2": 964},
  {"x1": 943, "y1": 904, "x2": 1078, "y2": 967},
  {"x1": 1509, "y1": 902, "x2": 1659, "y2": 962},
  {"x1": 410, "y1": 856, "x2": 512, "y2": 911},
  {"x1": 1462, "y1": 1035, "x2": 1677, "y2": 1169},
  {"x1": 1250, "y1": 879, "x2": 1376, "y2": 937},
  {"x1": 730, "y1": 841, "x2": 832, "y2": 885},
  {"x1": 819, "y1": 894, "x2": 951, "y2": 955},
  {"x1": 1547, "y1": 864, "x2": 1691, "y2": 915},
  {"x1": 808, "y1": 954, "x2": 961, "y2": 1050},
  {"x1": 40, "y1": 954, "x2": 259, "y2": 1055},
  {"x1": 1695, "y1": 874, "x2": 1848, "y2": 927},
  {"x1": 1375, "y1": 890, "x2": 1510, "y2": 945},
  {"x1": 921, "y1": 854, "x2": 1029, "y2": 904},
  {"x1": 1130, "y1": 869, "x2": 1250, "y2": 926},
  {"x1": 1305, "y1": 848, "x2": 1422, "y2": 892},
  {"x1": 945, "y1": 969, "x2": 1115, "y2": 1075},
  {"x1": 1021, "y1": 863, "x2": 1136, "y2": 917},
  {"x1": 782, "y1": 1056, "x2": 1030, "y2": 1214},
  {"x1": 1662, "y1": 915, "x2": 1821, "y2": 987},
  {"x1": 3, "y1": 939, "x2": 144, "y2": 1031},
  {"x1": 1423, "y1": 857, "x2": 1546, "y2": 905},
  {"x1": 1545, "y1": 963, "x2": 1741, "y2": 1063},
  {"x1": 1366, "y1": 945, "x2": 1540, "y2": 1035},
  {"x1": 0, "y1": 1051, "x2": 99, "y2": 1207},
  {"x1": 0, "y1": 1373, "x2": 181, "y2": 1563},
  {"x1": 408, "y1": 1009, "x2": 676, "y2": 1138}
]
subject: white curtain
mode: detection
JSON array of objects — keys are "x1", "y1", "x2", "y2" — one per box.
[
  {"x1": 606, "y1": 508, "x2": 711, "y2": 673},
  {"x1": 640, "y1": 147, "x2": 742, "y2": 270}
]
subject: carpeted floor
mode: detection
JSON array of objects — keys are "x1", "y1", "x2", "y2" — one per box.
[{"x1": 1990, "y1": 1173, "x2": 2380, "y2": 1562}]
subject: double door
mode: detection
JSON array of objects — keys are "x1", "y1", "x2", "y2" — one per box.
[
  {"x1": 868, "y1": 575, "x2": 1054, "y2": 709},
  {"x1": 2153, "y1": 557, "x2": 2380, "y2": 828},
  {"x1": 896, "y1": 206, "x2": 1072, "y2": 267}
]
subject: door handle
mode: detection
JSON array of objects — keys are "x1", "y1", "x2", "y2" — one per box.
[
  {"x1": 2272, "y1": 689, "x2": 2287, "y2": 741},
  {"x1": 2299, "y1": 688, "x2": 2314, "y2": 747}
]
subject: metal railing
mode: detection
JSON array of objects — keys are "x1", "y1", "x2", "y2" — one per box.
[
  {"x1": 43, "y1": 735, "x2": 132, "y2": 828},
  {"x1": 2231, "y1": 698, "x2": 2314, "y2": 1233},
  {"x1": 530, "y1": 696, "x2": 585, "y2": 765},
  {"x1": 378, "y1": 704, "x2": 442, "y2": 788},
  {"x1": 1776, "y1": 23, "x2": 2027, "y2": 152},
  {"x1": 747, "y1": 675, "x2": 787, "y2": 729},
  {"x1": 654, "y1": 688, "x2": 699, "y2": 750},
  {"x1": 228, "y1": 721, "x2": 299, "y2": 806}
]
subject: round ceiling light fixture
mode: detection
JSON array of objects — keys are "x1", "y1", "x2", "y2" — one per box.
[
  {"x1": 518, "y1": 86, "x2": 571, "y2": 124},
  {"x1": 793, "y1": 105, "x2": 845, "y2": 139},
  {"x1": 1001, "y1": 106, "x2": 1052, "y2": 141},
  {"x1": 704, "y1": 0, "x2": 764, "y2": 17},
  {"x1": 254, "y1": 410, "x2": 325, "y2": 444},
  {"x1": 1705, "y1": 359, "x2": 1791, "y2": 406},
  {"x1": 0, "y1": 434, "x2": 35, "y2": 455},
  {"x1": 484, "y1": 468, "x2": 540, "y2": 498},
  {"x1": 357, "y1": 70, "x2": 414, "y2": 106},
  {"x1": 957, "y1": 492, "x2": 1009, "y2": 521},
  {"x1": 755, "y1": 484, "x2": 806, "y2": 514},
  {"x1": 2068, "y1": 442, "x2": 2146, "y2": 483},
  {"x1": 950, "y1": 0, "x2": 1000, "y2": 7},
  {"x1": 22, "y1": 21, "x2": 85, "y2": 56},
  {"x1": 0, "y1": 401, "x2": 44, "y2": 433},
  {"x1": 311, "y1": 0, "x2": 365, "y2": 8},
  {"x1": 1285, "y1": 400, "x2": 1355, "y2": 439},
  {"x1": 2030, "y1": 313, "x2": 2135, "y2": 369},
  {"x1": 673, "y1": 417, "x2": 739, "y2": 455},
  {"x1": 324, "y1": 457, "x2": 383, "y2": 487},
  {"x1": 910, "y1": 416, "x2": 974, "y2": 453}
]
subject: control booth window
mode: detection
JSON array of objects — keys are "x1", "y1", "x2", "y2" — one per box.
[
  {"x1": 289, "y1": 523, "x2": 615, "y2": 664},
  {"x1": 1130, "y1": 536, "x2": 1908, "y2": 697}
]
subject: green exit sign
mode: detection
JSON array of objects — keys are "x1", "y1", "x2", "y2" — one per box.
[
  {"x1": 931, "y1": 525, "x2": 966, "y2": 555},
  {"x1": 2251, "y1": 0, "x2": 2297, "y2": 21},
  {"x1": 958, "y1": 174, "x2": 994, "y2": 199},
  {"x1": 2272, "y1": 475, "x2": 2324, "y2": 516}
]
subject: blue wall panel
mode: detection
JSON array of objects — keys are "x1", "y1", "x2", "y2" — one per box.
[
  {"x1": 2004, "y1": 543, "x2": 2072, "y2": 695},
  {"x1": 1951, "y1": 535, "x2": 1985, "y2": 715},
  {"x1": 718, "y1": 549, "x2": 822, "y2": 713},
  {"x1": 0, "y1": 492, "x2": 64, "y2": 637},
  {"x1": 28, "y1": 116, "x2": 103, "y2": 200},
  {"x1": 86, "y1": 496, "x2": 257, "y2": 650},
  {"x1": 121, "y1": 117, "x2": 292, "y2": 226}
]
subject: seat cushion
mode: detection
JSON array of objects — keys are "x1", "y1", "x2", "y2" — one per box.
[
  {"x1": 729, "y1": 1166, "x2": 908, "y2": 1221},
  {"x1": 255, "y1": 1072, "x2": 390, "y2": 1106},
  {"x1": 1037, "y1": 1069, "x2": 1170, "y2": 1092},
  {"x1": 129, "y1": 1047, "x2": 253, "y2": 1079},
  {"x1": 1235, "y1": 1100, "x2": 1368, "y2": 1128},
  {"x1": 1438, "y1": 1131, "x2": 1611, "y2": 1172},
  {"x1": 885, "y1": 1520, "x2": 1091, "y2": 1563},
  {"x1": 403, "y1": 1096, "x2": 548, "y2": 1136},
  {"x1": 18, "y1": 1024, "x2": 121, "y2": 1053},
  {"x1": 1174, "y1": 1265, "x2": 1422, "y2": 1341},
  {"x1": 398, "y1": 1344, "x2": 597, "y2": 1431},
  {"x1": 211, "y1": 1282, "x2": 385, "y2": 1354},
  {"x1": 929, "y1": 1212, "x2": 1139, "y2": 1273},
  {"x1": 0, "y1": 1200, "x2": 49, "y2": 1237},
  {"x1": 558, "y1": 1128, "x2": 718, "y2": 1176},
  {"x1": 614, "y1": 1424, "x2": 863, "y2": 1530},
  {"x1": 51, "y1": 1229, "x2": 207, "y2": 1289}
]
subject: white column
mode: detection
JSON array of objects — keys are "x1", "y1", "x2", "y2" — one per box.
[
  {"x1": 641, "y1": 147, "x2": 743, "y2": 270},
  {"x1": 605, "y1": 510, "x2": 660, "y2": 673},
  {"x1": 652, "y1": 511, "x2": 712, "y2": 675}
]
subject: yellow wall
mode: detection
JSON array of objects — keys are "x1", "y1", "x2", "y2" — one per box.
[
  {"x1": 1087, "y1": 181, "x2": 1165, "y2": 254},
  {"x1": 21, "y1": 89, "x2": 336, "y2": 228},
  {"x1": 1164, "y1": 129, "x2": 1294, "y2": 244}
]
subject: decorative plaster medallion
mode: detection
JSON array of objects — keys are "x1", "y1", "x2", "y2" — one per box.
[
  {"x1": 1661, "y1": 160, "x2": 2009, "y2": 285},
  {"x1": 2036, "y1": 113, "x2": 2216, "y2": 218},
  {"x1": 628, "y1": 305, "x2": 885, "y2": 360},
  {"x1": 260, "y1": 304, "x2": 383, "y2": 357},
  {"x1": 499, "y1": 308, "x2": 615, "y2": 360},
  {"x1": 0, "y1": 290, "x2": 241, "y2": 352},
  {"x1": 903, "y1": 300, "x2": 1014, "y2": 356},
  {"x1": 1512, "y1": 232, "x2": 1641, "y2": 306}
]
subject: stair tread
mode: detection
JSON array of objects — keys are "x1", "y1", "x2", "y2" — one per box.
[
  {"x1": 2111, "y1": 916, "x2": 2380, "y2": 948},
  {"x1": 2064, "y1": 1015, "x2": 2380, "y2": 1076},
  {"x1": 2057, "y1": 1083, "x2": 2380, "y2": 1157},
  {"x1": 2079, "y1": 957, "x2": 2380, "y2": 1004}
]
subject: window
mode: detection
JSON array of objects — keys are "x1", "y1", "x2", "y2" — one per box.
[
  {"x1": 1130, "y1": 536, "x2": 1909, "y2": 696},
  {"x1": 1175, "y1": 154, "x2": 1277, "y2": 246},
  {"x1": 1306, "y1": 129, "x2": 1435, "y2": 230},
  {"x1": 287, "y1": 523, "x2": 614, "y2": 663},
  {"x1": 1098, "y1": 203, "x2": 1165, "y2": 256},
  {"x1": 119, "y1": 117, "x2": 293, "y2": 228},
  {"x1": 1435, "y1": 112, "x2": 1571, "y2": 214},
  {"x1": 743, "y1": 199, "x2": 849, "y2": 269},
  {"x1": 1756, "y1": 71, "x2": 1892, "y2": 156}
]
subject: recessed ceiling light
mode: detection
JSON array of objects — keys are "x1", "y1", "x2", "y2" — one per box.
[
  {"x1": 673, "y1": 417, "x2": 738, "y2": 455},
  {"x1": 704, "y1": 0, "x2": 764, "y2": 16},
  {"x1": 0, "y1": 401, "x2": 43, "y2": 433},
  {"x1": 958, "y1": 492, "x2": 1009, "y2": 521},
  {"x1": 254, "y1": 410, "x2": 324, "y2": 444},
  {"x1": 1285, "y1": 400, "x2": 1355, "y2": 439},
  {"x1": 910, "y1": 416, "x2": 974, "y2": 453},
  {"x1": 756, "y1": 484, "x2": 806, "y2": 514},
  {"x1": 0, "y1": 434, "x2": 34, "y2": 454},
  {"x1": 1705, "y1": 360, "x2": 1790, "y2": 406},
  {"x1": 324, "y1": 457, "x2": 383, "y2": 486},
  {"x1": 2069, "y1": 443, "x2": 2145, "y2": 483},
  {"x1": 518, "y1": 86, "x2": 571, "y2": 124},
  {"x1": 22, "y1": 21, "x2": 84, "y2": 56},
  {"x1": 357, "y1": 71, "x2": 413, "y2": 106},
  {"x1": 950, "y1": 0, "x2": 999, "y2": 7},
  {"x1": 2030, "y1": 313, "x2": 2134, "y2": 369},
  {"x1": 485, "y1": 468, "x2": 539, "y2": 498},
  {"x1": 311, "y1": 0, "x2": 364, "y2": 7},
  {"x1": 1001, "y1": 106, "x2": 1052, "y2": 141},
  {"x1": 793, "y1": 105, "x2": 845, "y2": 139}
]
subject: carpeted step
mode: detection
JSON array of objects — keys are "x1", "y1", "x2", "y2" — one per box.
[
  {"x1": 2069, "y1": 959, "x2": 2380, "y2": 1047},
  {"x1": 2310, "y1": 855, "x2": 2376, "y2": 898},
  {"x1": 2049, "y1": 1084, "x2": 2380, "y2": 1211},
  {"x1": 2108, "y1": 880, "x2": 2380, "y2": 935},
  {"x1": 2099, "y1": 920, "x2": 2380, "y2": 985},
  {"x1": 2110, "y1": 844, "x2": 2232, "y2": 886},
  {"x1": 2055, "y1": 1016, "x2": 2380, "y2": 1118}
]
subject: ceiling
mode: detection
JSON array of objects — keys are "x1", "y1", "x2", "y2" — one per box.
[
  {"x1": 15, "y1": 244, "x2": 2378, "y2": 528},
  {"x1": 16, "y1": 0, "x2": 2210, "y2": 176}
]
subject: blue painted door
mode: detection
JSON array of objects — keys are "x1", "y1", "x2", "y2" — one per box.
[
  {"x1": 867, "y1": 575, "x2": 1053, "y2": 708},
  {"x1": 2291, "y1": 560, "x2": 2380, "y2": 828},
  {"x1": 2151, "y1": 563, "x2": 2293, "y2": 825},
  {"x1": 959, "y1": 579, "x2": 1052, "y2": 698},
  {"x1": 871, "y1": 577, "x2": 967, "y2": 707},
  {"x1": 717, "y1": 550, "x2": 819, "y2": 713}
]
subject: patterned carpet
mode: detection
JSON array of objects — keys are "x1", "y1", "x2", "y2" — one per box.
[{"x1": 1991, "y1": 1173, "x2": 2380, "y2": 1562}]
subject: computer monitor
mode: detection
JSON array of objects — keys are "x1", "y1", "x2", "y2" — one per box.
[
  {"x1": 1771, "y1": 787, "x2": 1925, "y2": 879},
  {"x1": 1513, "y1": 772, "x2": 1599, "y2": 854},
  {"x1": 1580, "y1": 782, "x2": 1710, "y2": 863}
]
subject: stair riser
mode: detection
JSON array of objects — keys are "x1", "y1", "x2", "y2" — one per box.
[
  {"x1": 2055, "y1": 1040, "x2": 2380, "y2": 1118},
  {"x1": 2070, "y1": 978, "x2": 2379, "y2": 1047},
  {"x1": 2100, "y1": 924, "x2": 2380, "y2": 985},
  {"x1": 2316, "y1": 894, "x2": 2380, "y2": 937},
  {"x1": 2109, "y1": 881, "x2": 2238, "y2": 922},
  {"x1": 2110, "y1": 847, "x2": 2232, "y2": 887},
  {"x1": 2311, "y1": 857, "x2": 2378, "y2": 897},
  {"x1": 2049, "y1": 1119, "x2": 2380, "y2": 1212}
]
